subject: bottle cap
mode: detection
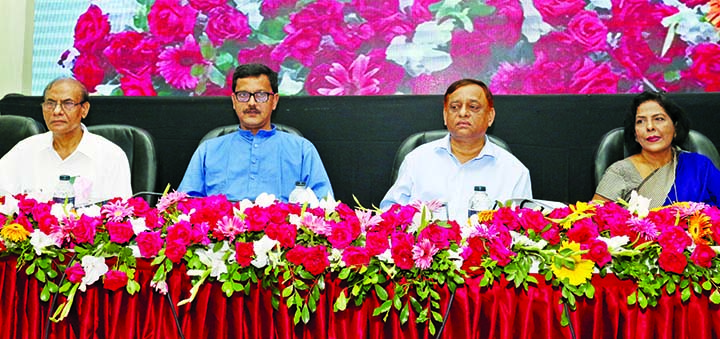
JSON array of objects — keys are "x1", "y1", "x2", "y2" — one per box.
[
  {"x1": 474, "y1": 185, "x2": 486, "y2": 192},
  {"x1": 59, "y1": 175, "x2": 71, "y2": 181},
  {"x1": 295, "y1": 181, "x2": 306, "y2": 187}
]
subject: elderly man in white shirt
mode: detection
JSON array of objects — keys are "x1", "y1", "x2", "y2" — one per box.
[
  {"x1": 381, "y1": 78, "x2": 532, "y2": 222},
  {"x1": 0, "y1": 77, "x2": 132, "y2": 204}
]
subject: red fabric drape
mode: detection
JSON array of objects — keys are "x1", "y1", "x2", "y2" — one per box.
[{"x1": 1, "y1": 256, "x2": 719, "y2": 339}]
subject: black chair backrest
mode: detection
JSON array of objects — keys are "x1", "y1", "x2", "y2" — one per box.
[
  {"x1": 594, "y1": 127, "x2": 720, "y2": 186},
  {"x1": 0, "y1": 115, "x2": 46, "y2": 157},
  {"x1": 199, "y1": 123, "x2": 303, "y2": 145},
  {"x1": 87, "y1": 124, "x2": 158, "y2": 196},
  {"x1": 389, "y1": 130, "x2": 512, "y2": 184}
]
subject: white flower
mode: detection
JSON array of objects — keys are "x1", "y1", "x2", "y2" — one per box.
[
  {"x1": 193, "y1": 242, "x2": 233, "y2": 279},
  {"x1": 130, "y1": 217, "x2": 148, "y2": 235},
  {"x1": 236, "y1": 199, "x2": 254, "y2": 214},
  {"x1": 254, "y1": 193, "x2": 276, "y2": 207},
  {"x1": 0, "y1": 195, "x2": 19, "y2": 215},
  {"x1": 50, "y1": 203, "x2": 74, "y2": 219},
  {"x1": 330, "y1": 248, "x2": 344, "y2": 265},
  {"x1": 598, "y1": 235, "x2": 631, "y2": 255},
  {"x1": 447, "y1": 248, "x2": 464, "y2": 270},
  {"x1": 29, "y1": 229, "x2": 58, "y2": 255},
  {"x1": 252, "y1": 235, "x2": 279, "y2": 268},
  {"x1": 75, "y1": 204, "x2": 102, "y2": 217},
  {"x1": 150, "y1": 280, "x2": 168, "y2": 295},
  {"x1": 376, "y1": 249, "x2": 394, "y2": 263},
  {"x1": 510, "y1": 230, "x2": 548, "y2": 250},
  {"x1": 387, "y1": 21, "x2": 453, "y2": 76},
  {"x1": 79, "y1": 255, "x2": 108, "y2": 292},
  {"x1": 318, "y1": 195, "x2": 340, "y2": 213},
  {"x1": 628, "y1": 191, "x2": 651, "y2": 218}
]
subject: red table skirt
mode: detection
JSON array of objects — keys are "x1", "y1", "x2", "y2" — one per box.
[{"x1": 1, "y1": 256, "x2": 719, "y2": 339}]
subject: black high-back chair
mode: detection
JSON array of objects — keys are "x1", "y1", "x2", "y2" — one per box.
[
  {"x1": 389, "y1": 130, "x2": 512, "y2": 184},
  {"x1": 199, "y1": 123, "x2": 303, "y2": 145},
  {"x1": 87, "y1": 124, "x2": 158, "y2": 200},
  {"x1": 594, "y1": 127, "x2": 720, "y2": 186},
  {"x1": 0, "y1": 115, "x2": 46, "y2": 156}
]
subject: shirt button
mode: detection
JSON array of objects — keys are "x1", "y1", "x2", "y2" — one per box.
[
  {"x1": 253, "y1": 144, "x2": 258, "y2": 148},
  {"x1": 250, "y1": 176, "x2": 255, "y2": 180},
  {"x1": 252, "y1": 159, "x2": 257, "y2": 164}
]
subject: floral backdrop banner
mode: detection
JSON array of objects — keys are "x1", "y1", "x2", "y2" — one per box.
[{"x1": 45, "y1": 0, "x2": 720, "y2": 96}]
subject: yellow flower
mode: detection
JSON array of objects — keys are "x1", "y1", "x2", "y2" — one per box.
[
  {"x1": 688, "y1": 211, "x2": 713, "y2": 246},
  {"x1": 0, "y1": 223, "x2": 31, "y2": 242},
  {"x1": 551, "y1": 241, "x2": 594, "y2": 286},
  {"x1": 555, "y1": 202, "x2": 596, "y2": 229},
  {"x1": 476, "y1": 210, "x2": 494, "y2": 223}
]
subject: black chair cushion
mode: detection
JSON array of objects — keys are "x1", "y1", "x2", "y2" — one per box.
[{"x1": 0, "y1": 115, "x2": 46, "y2": 156}]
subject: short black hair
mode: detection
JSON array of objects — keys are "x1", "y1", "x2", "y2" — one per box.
[
  {"x1": 232, "y1": 63, "x2": 278, "y2": 93},
  {"x1": 623, "y1": 91, "x2": 690, "y2": 154},
  {"x1": 43, "y1": 77, "x2": 89, "y2": 103},
  {"x1": 444, "y1": 79, "x2": 494, "y2": 108}
]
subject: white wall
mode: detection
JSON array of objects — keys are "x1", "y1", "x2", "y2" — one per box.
[{"x1": 0, "y1": 0, "x2": 33, "y2": 97}]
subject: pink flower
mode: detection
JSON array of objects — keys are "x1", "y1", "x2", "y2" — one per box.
[
  {"x1": 567, "y1": 218, "x2": 599, "y2": 244},
  {"x1": 106, "y1": 221, "x2": 134, "y2": 244},
  {"x1": 569, "y1": 59, "x2": 619, "y2": 94},
  {"x1": 165, "y1": 239, "x2": 188, "y2": 263},
  {"x1": 148, "y1": 0, "x2": 198, "y2": 44},
  {"x1": 156, "y1": 191, "x2": 188, "y2": 212},
  {"x1": 215, "y1": 215, "x2": 246, "y2": 241},
  {"x1": 286, "y1": 245, "x2": 330, "y2": 275},
  {"x1": 102, "y1": 200, "x2": 134, "y2": 223},
  {"x1": 328, "y1": 220, "x2": 360, "y2": 250},
  {"x1": 265, "y1": 222, "x2": 297, "y2": 248},
  {"x1": 487, "y1": 239, "x2": 515, "y2": 266},
  {"x1": 364, "y1": 231, "x2": 390, "y2": 257},
  {"x1": 205, "y1": 6, "x2": 251, "y2": 47},
  {"x1": 136, "y1": 231, "x2": 163, "y2": 258},
  {"x1": 658, "y1": 226, "x2": 692, "y2": 253},
  {"x1": 73, "y1": 5, "x2": 110, "y2": 54},
  {"x1": 684, "y1": 43, "x2": 720, "y2": 91},
  {"x1": 490, "y1": 63, "x2": 533, "y2": 95},
  {"x1": 66, "y1": 263, "x2": 86, "y2": 284},
  {"x1": 305, "y1": 50, "x2": 404, "y2": 95},
  {"x1": 534, "y1": 0, "x2": 586, "y2": 26},
  {"x1": 412, "y1": 239, "x2": 439, "y2": 269},
  {"x1": 237, "y1": 45, "x2": 282, "y2": 72},
  {"x1": 157, "y1": 35, "x2": 208, "y2": 90},
  {"x1": 564, "y1": 10, "x2": 608, "y2": 53},
  {"x1": 188, "y1": 0, "x2": 226, "y2": 12},
  {"x1": 626, "y1": 216, "x2": 658, "y2": 241},
  {"x1": 103, "y1": 270, "x2": 129, "y2": 291},
  {"x1": 261, "y1": 0, "x2": 299, "y2": 17},
  {"x1": 302, "y1": 213, "x2": 332, "y2": 236},
  {"x1": 418, "y1": 222, "x2": 460, "y2": 250},
  {"x1": 690, "y1": 244, "x2": 716, "y2": 268},
  {"x1": 235, "y1": 241, "x2": 255, "y2": 267}
]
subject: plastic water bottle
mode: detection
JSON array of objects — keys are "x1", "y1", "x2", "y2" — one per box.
[
  {"x1": 468, "y1": 185, "x2": 492, "y2": 218},
  {"x1": 53, "y1": 175, "x2": 75, "y2": 207},
  {"x1": 289, "y1": 181, "x2": 309, "y2": 204}
]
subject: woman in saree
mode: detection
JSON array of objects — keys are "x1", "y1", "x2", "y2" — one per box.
[{"x1": 593, "y1": 91, "x2": 720, "y2": 208}]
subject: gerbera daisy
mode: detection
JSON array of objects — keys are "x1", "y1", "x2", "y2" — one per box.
[
  {"x1": 1, "y1": 223, "x2": 31, "y2": 242},
  {"x1": 157, "y1": 35, "x2": 209, "y2": 90},
  {"x1": 551, "y1": 241, "x2": 594, "y2": 286}
]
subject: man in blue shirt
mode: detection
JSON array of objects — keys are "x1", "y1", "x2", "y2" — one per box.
[
  {"x1": 381, "y1": 79, "x2": 532, "y2": 222},
  {"x1": 178, "y1": 64, "x2": 333, "y2": 202}
]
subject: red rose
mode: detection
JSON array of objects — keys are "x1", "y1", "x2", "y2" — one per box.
[
  {"x1": 565, "y1": 10, "x2": 608, "y2": 53},
  {"x1": 167, "y1": 221, "x2": 192, "y2": 246},
  {"x1": 342, "y1": 246, "x2": 370, "y2": 267},
  {"x1": 567, "y1": 218, "x2": 599, "y2": 244},
  {"x1": 188, "y1": 0, "x2": 226, "y2": 12},
  {"x1": 418, "y1": 224, "x2": 452, "y2": 250},
  {"x1": 540, "y1": 225, "x2": 562, "y2": 245},
  {"x1": 685, "y1": 43, "x2": 720, "y2": 91},
  {"x1": 518, "y1": 209, "x2": 550, "y2": 233},
  {"x1": 265, "y1": 222, "x2": 297, "y2": 248},
  {"x1": 581, "y1": 239, "x2": 611, "y2": 267},
  {"x1": 66, "y1": 263, "x2": 86, "y2": 284},
  {"x1": 71, "y1": 215, "x2": 100, "y2": 244},
  {"x1": 364, "y1": 231, "x2": 389, "y2": 257},
  {"x1": 120, "y1": 72, "x2": 157, "y2": 96},
  {"x1": 658, "y1": 226, "x2": 692, "y2": 253},
  {"x1": 658, "y1": 250, "x2": 687, "y2": 274},
  {"x1": 72, "y1": 54, "x2": 105, "y2": 93},
  {"x1": 165, "y1": 239, "x2": 188, "y2": 263},
  {"x1": 286, "y1": 245, "x2": 329, "y2": 275},
  {"x1": 328, "y1": 221, "x2": 357, "y2": 249},
  {"x1": 487, "y1": 239, "x2": 515, "y2": 266},
  {"x1": 533, "y1": 0, "x2": 585, "y2": 26},
  {"x1": 106, "y1": 220, "x2": 134, "y2": 244},
  {"x1": 390, "y1": 232, "x2": 415, "y2": 270},
  {"x1": 103, "y1": 270, "x2": 129, "y2": 291},
  {"x1": 136, "y1": 231, "x2": 164, "y2": 258},
  {"x1": 690, "y1": 244, "x2": 716, "y2": 268},
  {"x1": 235, "y1": 242, "x2": 255, "y2": 267},
  {"x1": 73, "y1": 5, "x2": 110, "y2": 54},
  {"x1": 205, "y1": 6, "x2": 251, "y2": 46},
  {"x1": 461, "y1": 237, "x2": 487, "y2": 275},
  {"x1": 103, "y1": 31, "x2": 160, "y2": 77},
  {"x1": 147, "y1": 0, "x2": 198, "y2": 44},
  {"x1": 569, "y1": 59, "x2": 619, "y2": 94}
]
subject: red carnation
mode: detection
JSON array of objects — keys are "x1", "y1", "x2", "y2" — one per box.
[
  {"x1": 103, "y1": 270, "x2": 129, "y2": 291},
  {"x1": 235, "y1": 242, "x2": 255, "y2": 267}
]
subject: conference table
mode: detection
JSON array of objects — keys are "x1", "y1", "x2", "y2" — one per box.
[{"x1": 1, "y1": 256, "x2": 719, "y2": 339}]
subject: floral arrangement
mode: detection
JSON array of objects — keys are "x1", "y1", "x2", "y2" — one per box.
[
  {"x1": 59, "y1": 0, "x2": 720, "y2": 97},
  {"x1": 1, "y1": 192, "x2": 720, "y2": 334}
]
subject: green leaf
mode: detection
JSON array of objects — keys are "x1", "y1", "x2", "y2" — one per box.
[
  {"x1": 35, "y1": 269, "x2": 46, "y2": 283},
  {"x1": 666, "y1": 280, "x2": 676, "y2": 294},
  {"x1": 393, "y1": 295, "x2": 402, "y2": 311},
  {"x1": 190, "y1": 64, "x2": 206, "y2": 77},
  {"x1": 374, "y1": 284, "x2": 388, "y2": 301},
  {"x1": 702, "y1": 281, "x2": 712, "y2": 291},
  {"x1": 399, "y1": 302, "x2": 410, "y2": 324},
  {"x1": 681, "y1": 287, "x2": 691, "y2": 302},
  {"x1": 47, "y1": 269, "x2": 58, "y2": 279},
  {"x1": 710, "y1": 290, "x2": 720, "y2": 304},
  {"x1": 584, "y1": 284, "x2": 595, "y2": 299},
  {"x1": 627, "y1": 292, "x2": 637, "y2": 305},
  {"x1": 281, "y1": 285, "x2": 293, "y2": 298},
  {"x1": 334, "y1": 290, "x2": 348, "y2": 311},
  {"x1": 222, "y1": 281, "x2": 234, "y2": 297},
  {"x1": 301, "y1": 305, "x2": 310, "y2": 324},
  {"x1": 25, "y1": 263, "x2": 36, "y2": 275},
  {"x1": 338, "y1": 268, "x2": 351, "y2": 280},
  {"x1": 638, "y1": 290, "x2": 648, "y2": 308},
  {"x1": 372, "y1": 300, "x2": 393, "y2": 317},
  {"x1": 40, "y1": 285, "x2": 51, "y2": 302},
  {"x1": 308, "y1": 294, "x2": 317, "y2": 312},
  {"x1": 47, "y1": 281, "x2": 59, "y2": 294}
]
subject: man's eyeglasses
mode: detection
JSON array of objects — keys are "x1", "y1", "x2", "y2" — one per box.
[
  {"x1": 233, "y1": 91, "x2": 275, "y2": 103},
  {"x1": 41, "y1": 100, "x2": 86, "y2": 112}
]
